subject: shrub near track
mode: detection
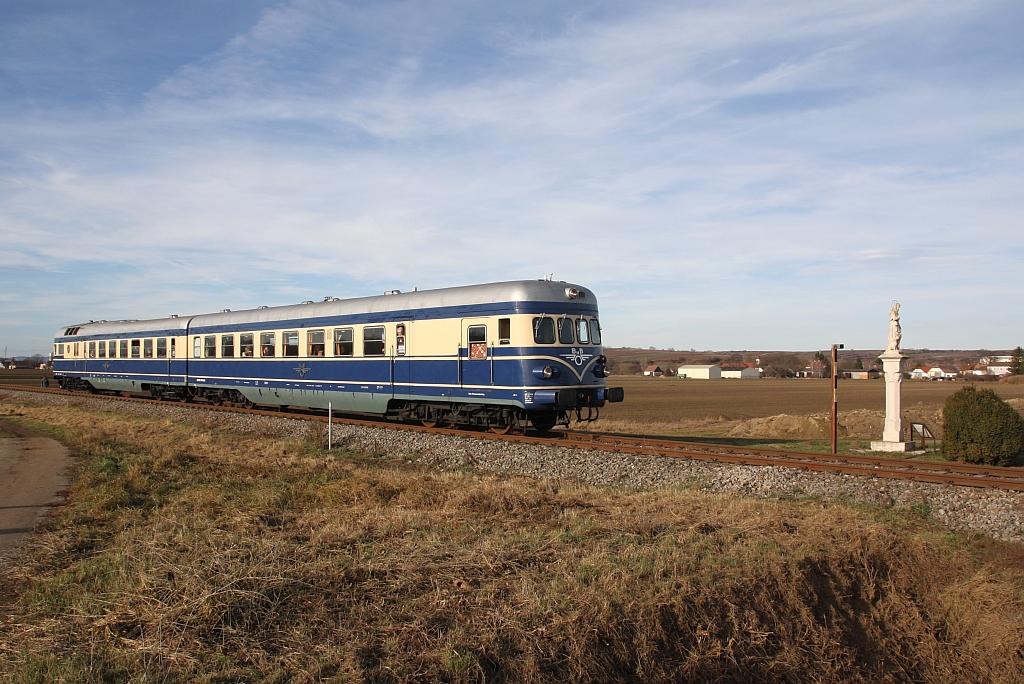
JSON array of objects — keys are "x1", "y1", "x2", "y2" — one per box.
[
  {"x1": 942, "y1": 385, "x2": 1024, "y2": 466},
  {"x1": 0, "y1": 401, "x2": 1023, "y2": 683}
]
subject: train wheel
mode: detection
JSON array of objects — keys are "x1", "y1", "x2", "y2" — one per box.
[
  {"x1": 420, "y1": 419, "x2": 438, "y2": 428},
  {"x1": 529, "y1": 412, "x2": 558, "y2": 434},
  {"x1": 488, "y1": 422, "x2": 512, "y2": 435}
]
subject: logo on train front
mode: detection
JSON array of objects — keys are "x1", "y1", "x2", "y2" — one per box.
[
  {"x1": 294, "y1": 363, "x2": 311, "y2": 377},
  {"x1": 560, "y1": 348, "x2": 593, "y2": 367}
]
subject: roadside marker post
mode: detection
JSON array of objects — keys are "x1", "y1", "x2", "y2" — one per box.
[{"x1": 831, "y1": 343, "x2": 844, "y2": 454}]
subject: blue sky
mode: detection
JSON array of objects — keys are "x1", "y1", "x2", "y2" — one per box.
[{"x1": 1, "y1": 0, "x2": 1022, "y2": 356}]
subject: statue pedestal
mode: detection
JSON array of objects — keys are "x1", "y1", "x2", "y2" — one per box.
[
  {"x1": 871, "y1": 351, "x2": 916, "y2": 452},
  {"x1": 870, "y1": 439, "x2": 916, "y2": 452}
]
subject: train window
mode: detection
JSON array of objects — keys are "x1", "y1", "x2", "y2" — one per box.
[
  {"x1": 74, "y1": 343, "x2": 79, "y2": 357},
  {"x1": 193, "y1": 337, "x2": 201, "y2": 358},
  {"x1": 283, "y1": 331, "x2": 299, "y2": 357},
  {"x1": 468, "y1": 325, "x2": 487, "y2": 359},
  {"x1": 131, "y1": 340, "x2": 141, "y2": 358},
  {"x1": 221, "y1": 335, "x2": 234, "y2": 358},
  {"x1": 363, "y1": 326, "x2": 385, "y2": 356},
  {"x1": 334, "y1": 328, "x2": 353, "y2": 356},
  {"x1": 170, "y1": 339, "x2": 176, "y2": 358},
  {"x1": 108, "y1": 340, "x2": 117, "y2": 358},
  {"x1": 589, "y1": 319, "x2": 602, "y2": 345},
  {"x1": 307, "y1": 330, "x2": 325, "y2": 356},
  {"x1": 57, "y1": 344, "x2": 64, "y2": 356},
  {"x1": 533, "y1": 317, "x2": 555, "y2": 344},
  {"x1": 577, "y1": 318, "x2": 590, "y2": 344},
  {"x1": 157, "y1": 338, "x2": 167, "y2": 358},
  {"x1": 558, "y1": 317, "x2": 574, "y2": 344},
  {"x1": 120, "y1": 340, "x2": 128, "y2": 358},
  {"x1": 498, "y1": 318, "x2": 511, "y2": 344},
  {"x1": 239, "y1": 333, "x2": 254, "y2": 357},
  {"x1": 260, "y1": 332, "x2": 276, "y2": 357},
  {"x1": 144, "y1": 339, "x2": 153, "y2": 358},
  {"x1": 204, "y1": 336, "x2": 216, "y2": 358},
  {"x1": 98, "y1": 341, "x2": 106, "y2": 358},
  {"x1": 89, "y1": 341, "x2": 96, "y2": 358}
]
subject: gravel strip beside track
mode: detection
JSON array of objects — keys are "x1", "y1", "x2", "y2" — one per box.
[{"x1": 5, "y1": 389, "x2": 1022, "y2": 543}]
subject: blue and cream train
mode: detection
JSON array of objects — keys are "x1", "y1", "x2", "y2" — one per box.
[{"x1": 51, "y1": 280, "x2": 624, "y2": 432}]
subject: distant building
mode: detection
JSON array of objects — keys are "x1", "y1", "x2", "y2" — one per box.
[
  {"x1": 840, "y1": 369, "x2": 880, "y2": 380},
  {"x1": 986, "y1": 364, "x2": 1012, "y2": 377},
  {"x1": 677, "y1": 364, "x2": 722, "y2": 379},
  {"x1": 721, "y1": 365, "x2": 760, "y2": 379},
  {"x1": 795, "y1": 359, "x2": 827, "y2": 379},
  {"x1": 643, "y1": 365, "x2": 664, "y2": 377},
  {"x1": 911, "y1": 366, "x2": 958, "y2": 380}
]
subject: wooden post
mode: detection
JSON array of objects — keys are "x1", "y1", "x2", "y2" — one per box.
[{"x1": 831, "y1": 344, "x2": 842, "y2": 454}]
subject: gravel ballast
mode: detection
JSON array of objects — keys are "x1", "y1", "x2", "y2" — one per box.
[{"x1": 5, "y1": 389, "x2": 1022, "y2": 543}]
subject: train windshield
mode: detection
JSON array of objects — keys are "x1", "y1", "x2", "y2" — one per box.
[
  {"x1": 533, "y1": 317, "x2": 555, "y2": 344},
  {"x1": 558, "y1": 317, "x2": 574, "y2": 344},
  {"x1": 589, "y1": 319, "x2": 602, "y2": 345},
  {"x1": 576, "y1": 318, "x2": 590, "y2": 344}
]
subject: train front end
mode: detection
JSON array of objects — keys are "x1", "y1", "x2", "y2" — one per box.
[{"x1": 514, "y1": 282, "x2": 623, "y2": 431}]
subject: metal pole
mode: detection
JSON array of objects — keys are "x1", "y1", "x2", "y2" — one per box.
[{"x1": 328, "y1": 401, "x2": 332, "y2": 451}]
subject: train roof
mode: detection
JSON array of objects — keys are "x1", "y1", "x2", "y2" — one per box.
[{"x1": 54, "y1": 280, "x2": 597, "y2": 340}]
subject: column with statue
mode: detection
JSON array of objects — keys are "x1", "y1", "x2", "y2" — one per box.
[{"x1": 871, "y1": 302, "x2": 915, "y2": 452}]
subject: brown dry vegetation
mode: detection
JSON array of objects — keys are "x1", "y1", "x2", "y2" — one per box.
[
  {"x1": 589, "y1": 377, "x2": 1024, "y2": 445},
  {"x1": 1, "y1": 400, "x2": 1023, "y2": 683}
]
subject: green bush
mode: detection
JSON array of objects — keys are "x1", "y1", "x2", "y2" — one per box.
[{"x1": 941, "y1": 385, "x2": 1024, "y2": 465}]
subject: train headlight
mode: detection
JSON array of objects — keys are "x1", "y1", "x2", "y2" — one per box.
[{"x1": 533, "y1": 365, "x2": 560, "y2": 379}]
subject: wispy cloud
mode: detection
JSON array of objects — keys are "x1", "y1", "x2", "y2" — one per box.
[{"x1": 1, "y1": 0, "x2": 1021, "y2": 353}]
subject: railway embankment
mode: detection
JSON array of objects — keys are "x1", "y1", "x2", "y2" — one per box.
[
  {"x1": 1, "y1": 390, "x2": 1023, "y2": 681},
  {"x1": 3, "y1": 388, "x2": 1021, "y2": 542}
]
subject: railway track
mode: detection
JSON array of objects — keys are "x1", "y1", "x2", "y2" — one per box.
[{"x1": 3, "y1": 383, "x2": 1024, "y2": 492}]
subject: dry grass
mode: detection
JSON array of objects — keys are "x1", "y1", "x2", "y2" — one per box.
[{"x1": 1, "y1": 399, "x2": 1023, "y2": 682}]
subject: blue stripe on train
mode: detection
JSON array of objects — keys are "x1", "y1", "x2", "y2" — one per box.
[{"x1": 55, "y1": 347, "x2": 604, "y2": 383}]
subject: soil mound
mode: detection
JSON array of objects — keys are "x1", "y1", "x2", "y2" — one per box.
[{"x1": 727, "y1": 413, "x2": 831, "y2": 439}]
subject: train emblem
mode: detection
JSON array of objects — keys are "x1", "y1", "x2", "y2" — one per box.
[{"x1": 560, "y1": 348, "x2": 593, "y2": 367}]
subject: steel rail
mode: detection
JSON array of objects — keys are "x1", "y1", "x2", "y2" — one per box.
[
  {"x1": 3, "y1": 384, "x2": 1023, "y2": 492},
  {"x1": 559, "y1": 432, "x2": 1024, "y2": 480}
]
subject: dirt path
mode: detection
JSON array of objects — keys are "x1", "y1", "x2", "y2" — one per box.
[{"x1": 0, "y1": 422, "x2": 72, "y2": 561}]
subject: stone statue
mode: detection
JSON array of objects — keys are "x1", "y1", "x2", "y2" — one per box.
[
  {"x1": 874, "y1": 301, "x2": 912, "y2": 451},
  {"x1": 887, "y1": 301, "x2": 901, "y2": 352}
]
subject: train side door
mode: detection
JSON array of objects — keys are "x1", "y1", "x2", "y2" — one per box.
[
  {"x1": 391, "y1": 321, "x2": 411, "y2": 398},
  {"x1": 460, "y1": 318, "x2": 491, "y2": 387}
]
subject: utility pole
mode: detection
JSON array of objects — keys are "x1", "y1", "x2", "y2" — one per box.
[{"x1": 831, "y1": 343, "x2": 844, "y2": 454}]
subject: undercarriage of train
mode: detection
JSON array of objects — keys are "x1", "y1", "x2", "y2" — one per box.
[{"x1": 54, "y1": 378, "x2": 601, "y2": 433}]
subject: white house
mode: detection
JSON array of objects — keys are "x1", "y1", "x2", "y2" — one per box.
[
  {"x1": 987, "y1": 364, "x2": 1012, "y2": 377},
  {"x1": 912, "y1": 366, "x2": 957, "y2": 380},
  {"x1": 643, "y1": 365, "x2": 664, "y2": 377},
  {"x1": 720, "y1": 365, "x2": 760, "y2": 379},
  {"x1": 677, "y1": 364, "x2": 722, "y2": 379}
]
